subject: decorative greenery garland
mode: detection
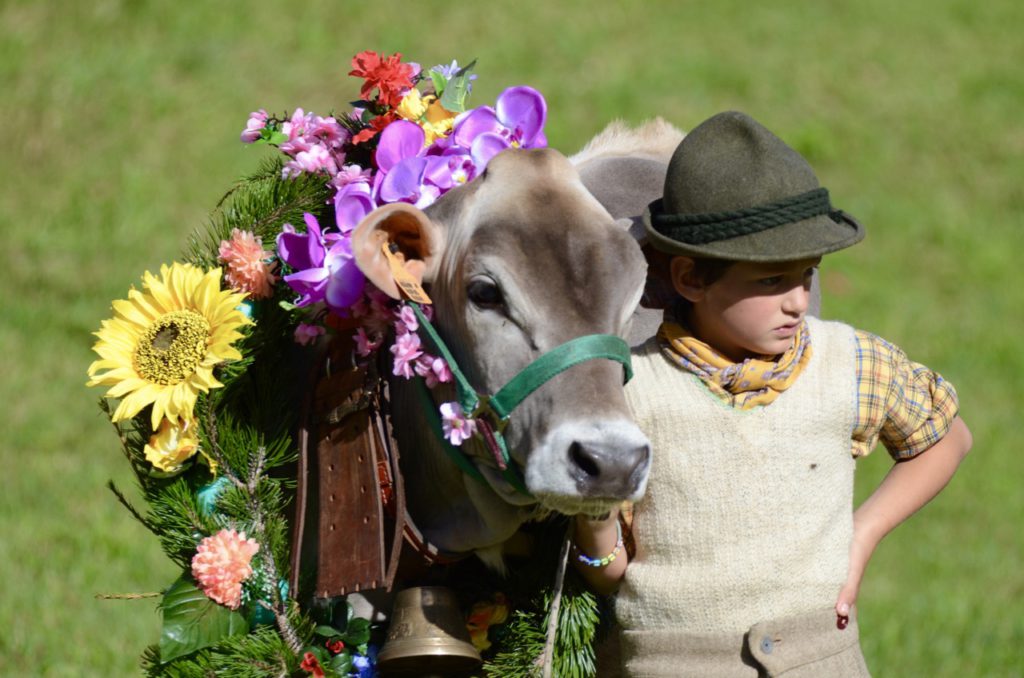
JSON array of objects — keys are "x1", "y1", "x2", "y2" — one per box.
[{"x1": 88, "y1": 52, "x2": 603, "y2": 677}]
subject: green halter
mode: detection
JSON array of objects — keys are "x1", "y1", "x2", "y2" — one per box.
[{"x1": 409, "y1": 302, "x2": 633, "y2": 497}]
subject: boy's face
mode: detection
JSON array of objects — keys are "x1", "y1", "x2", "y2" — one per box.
[{"x1": 673, "y1": 256, "x2": 820, "y2": 361}]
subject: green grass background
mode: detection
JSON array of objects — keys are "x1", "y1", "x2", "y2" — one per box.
[{"x1": 2, "y1": 1, "x2": 1021, "y2": 675}]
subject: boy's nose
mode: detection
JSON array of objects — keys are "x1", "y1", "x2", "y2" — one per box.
[{"x1": 782, "y1": 285, "x2": 809, "y2": 315}]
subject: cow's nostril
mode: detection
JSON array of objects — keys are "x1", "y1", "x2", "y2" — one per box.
[{"x1": 569, "y1": 441, "x2": 601, "y2": 478}]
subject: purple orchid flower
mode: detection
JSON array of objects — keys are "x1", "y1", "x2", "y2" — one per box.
[
  {"x1": 276, "y1": 213, "x2": 365, "y2": 313},
  {"x1": 334, "y1": 180, "x2": 376, "y2": 234},
  {"x1": 452, "y1": 86, "x2": 547, "y2": 168},
  {"x1": 373, "y1": 119, "x2": 461, "y2": 208}
]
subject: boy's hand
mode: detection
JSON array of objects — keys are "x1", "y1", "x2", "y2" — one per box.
[{"x1": 835, "y1": 525, "x2": 878, "y2": 620}]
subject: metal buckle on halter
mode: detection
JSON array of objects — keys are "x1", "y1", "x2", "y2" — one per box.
[{"x1": 469, "y1": 394, "x2": 510, "y2": 435}]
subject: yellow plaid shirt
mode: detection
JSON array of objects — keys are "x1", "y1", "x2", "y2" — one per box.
[{"x1": 850, "y1": 329, "x2": 958, "y2": 459}]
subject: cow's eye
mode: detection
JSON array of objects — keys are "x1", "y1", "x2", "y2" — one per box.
[{"x1": 467, "y1": 278, "x2": 504, "y2": 309}]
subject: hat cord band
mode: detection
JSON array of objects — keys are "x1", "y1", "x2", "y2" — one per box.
[{"x1": 651, "y1": 188, "x2": 843, "y2": 245}]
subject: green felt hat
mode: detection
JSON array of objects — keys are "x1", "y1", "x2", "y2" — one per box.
[{"x1": 643, "y1": 111, "x2": 864, "y2": 261}]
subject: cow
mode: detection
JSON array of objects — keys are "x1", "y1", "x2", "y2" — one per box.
[{"x1": 349, "y1": 120, "x2": 684, "y2": 570}]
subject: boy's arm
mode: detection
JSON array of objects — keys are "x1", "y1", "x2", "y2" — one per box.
[
  {"x1": 571, "y1": 511, "x2": 629, "y2": 596},
  {"x1": 836, "y1": 416, "x2": 973, "y2": 617}
]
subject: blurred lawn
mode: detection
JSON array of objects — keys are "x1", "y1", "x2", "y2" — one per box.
[{"x1": 2, "y1": 1, "x2": 1021, "y2": 675}]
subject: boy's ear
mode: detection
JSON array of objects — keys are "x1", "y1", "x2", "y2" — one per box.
[
  {"x1": 670, "y1": 256, "x2": 705, "y2": 303},
  {"x1": 351, "y1": 203, "x2": 443, "y2": 300}
]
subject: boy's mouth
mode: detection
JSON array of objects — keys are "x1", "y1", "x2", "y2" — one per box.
[{"x1": 773, "y1": 321, "x2": 801, "y2": 336}]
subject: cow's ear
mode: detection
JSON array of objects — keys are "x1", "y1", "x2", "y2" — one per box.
[{"x1": 352, "y1": 203, "x2": 443, "y2": 300}]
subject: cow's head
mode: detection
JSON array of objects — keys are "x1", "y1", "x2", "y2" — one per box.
[{"x1": 353, "y1": 147, "x2": 650, "y2": 516}]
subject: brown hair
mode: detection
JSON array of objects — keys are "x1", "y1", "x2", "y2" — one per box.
[{"x1": 642, "y1": 247, "x2": 735, "y2": 309}]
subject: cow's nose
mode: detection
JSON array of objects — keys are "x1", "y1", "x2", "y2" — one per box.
[{"x1": 568, "y1": 439, "x2": 650, "y2": 497}]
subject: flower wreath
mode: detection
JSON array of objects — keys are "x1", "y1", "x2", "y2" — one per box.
[{"x1": 88, "y1": 52, "x2": 601, "y2": 677}]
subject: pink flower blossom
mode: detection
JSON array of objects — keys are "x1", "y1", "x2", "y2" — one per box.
[
  {"x1": 394, "y1": 304, "x2": 419, "y2": 334},
  {"x1": 332, "y1": 164, "x2": 373, "y2": 189},
  {"x1": 240, "y1": 109, "x2": 268, "y2": 143},
  {"x1": 354, "y1": 327, "x2": 383, "y2": 357},
  {"x1": 308, "y1": 115, "x2": 349, "y2": 148},
  {"x1": 191, "y1": 529, "x2": 260, "y2": 609},
  {"x1": 390, "y1": 331, "x2": 423, "y2": 378},
  {"x1": 283, "y1": 143, "x2": 338, "y2": 178},
  {"x1": 415, "y1": 353, "x2": 452, "y2": 388},
  {"x1": 294, "y1": 322, "x2": 326, "y2": 346},
  {"x1": 281, "y1": 107, "x2": 311, "y2": 141},
  {"x1": 218, "y1": 228, "x2": 278, "y2": 299},
  {"x1": 440, "y1": 402, "x2": 477, "y2": 446}
]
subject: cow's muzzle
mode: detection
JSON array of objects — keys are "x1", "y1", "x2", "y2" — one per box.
[{"x1": 568, "y1": 437, "x2": 651, "y2": 498}]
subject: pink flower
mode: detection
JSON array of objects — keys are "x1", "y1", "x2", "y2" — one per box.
[
  {"x1": 390, "y1": 332, "x2": 423, "y2": 378},
  {"x1": 240, "y1": 109, "x2": 268, "y2": 143},
  {"x1": 281, "y1": 107, "x2": 311, "y2": 141},
  {"x1": 415, "y1": 353, "x2": 452, "y2": 388},
  {"x1": 354, "y1": 327, "x2": 383, "y2": 357},
  {"x1": 191, "y1": 529, "x2": 260, "y2": 609},
  {"x1": 218, "y1": 228, "x2": 278, "y2": 299},
  {"x1": 294, "y1": 322, "x2": 326, "y2": 346},
  {"x1": 283, "y1": 143, "x2": 338, "y2": 178},
  {"x1": 394, "y1": 304, "x2": 419, "y2": 334},
  {"x1": 440, "y1": 402, "x2": 477, "y2": 446},
  {"x1": 308, "y1": 115, "x2": 349, "y2": 148},
  {"x1": 332, "y1": 164, "x2": 373, "y2": 189}
]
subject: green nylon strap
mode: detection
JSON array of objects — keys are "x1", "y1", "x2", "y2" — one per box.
[
  {"x1": 410, "y1": 303, "x2": 480, "y2": 413},
  {"x1": 488, "y1": 333, "x2": 633, "y2": 420},
  {"x1": 414, "y1": 376, "x2": 487, "y2": 484}
]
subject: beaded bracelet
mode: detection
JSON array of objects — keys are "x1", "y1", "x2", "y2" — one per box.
[{"x1": 573, "y1": 519, "x2": 623, "y2": 568}]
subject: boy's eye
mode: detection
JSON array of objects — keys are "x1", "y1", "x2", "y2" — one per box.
[{"x1": 758, "y1": 275, "x2": 783, "y2": 287}]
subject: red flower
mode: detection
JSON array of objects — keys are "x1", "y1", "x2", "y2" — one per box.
[
  {"x1": 300, "y1": 651, "x2": 326, "y2": 677},
  {"x1": 349, "y1": 51, "x2": 415, "y2": 107},
  {"x1": 351, "y1": 111, "x2": 398, "y2": 146},
  {"x1": 326, "y1": 638, "x2": 346, "y2": 654}
]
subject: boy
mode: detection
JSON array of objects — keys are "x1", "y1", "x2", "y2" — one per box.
[{"x1": 571, "y1": 111, "x2": 971, "y2": 677}]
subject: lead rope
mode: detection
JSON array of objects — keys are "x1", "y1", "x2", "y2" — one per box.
[{"x1": 541, "y1": 523, "x2": 573, "y2": 678}]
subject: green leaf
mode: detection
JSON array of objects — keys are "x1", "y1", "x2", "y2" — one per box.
[
  {"x1": 439, "y1": 59, "x2": 477, "y2": 113},
  {"x1": 315, "y1": 624, "x2": 342, "y2": 638},
  {"x1": 342, "y1": 617, "x2": 370, "y2": 646},
  {"x1": 329, "y1": 652, "x2": 353, "y2": 674},
  {"x1": 159, "y1": 575, "x2": 249, "y2": 663},
  {"x1": 428, "y1": 70, "x2": 448, "y2": 96},
  {"x1": 254, "y1": 128, "x2": 290, "y2": 146}
]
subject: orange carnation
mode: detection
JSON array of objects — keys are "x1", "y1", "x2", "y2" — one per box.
[
  {"x1": 217, "y1": 228, "x2": 278, "y2": 299},
  {"x1": 349, "y1": 51, "x2": 415, "y2": 107},
  {"x1": 191, "y1": 529, "x2": 260, "y2": 609}
]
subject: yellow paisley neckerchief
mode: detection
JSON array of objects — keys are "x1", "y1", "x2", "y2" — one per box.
[{"x1": 657, "y1": 319, "x2": 812, "y2": 410}]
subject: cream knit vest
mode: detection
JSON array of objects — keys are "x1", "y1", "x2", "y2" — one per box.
[{"x1": 617, "y1": 317, "x2": 857, "y2": 634}]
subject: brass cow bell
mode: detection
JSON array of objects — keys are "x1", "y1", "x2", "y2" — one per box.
[{"x1": 377, "y1": 586, "x2": 482, "y2": 675}]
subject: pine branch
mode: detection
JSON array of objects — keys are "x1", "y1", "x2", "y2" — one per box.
[
  {"x1": 201, "y1": 406, "x2": 302, "y2": 655},
  {"x1": 107, "y1": 480, "x2": 159, "y2": 535},
  {"x1": 95, "y1": 592, "x2": 162, "y2": 600}
]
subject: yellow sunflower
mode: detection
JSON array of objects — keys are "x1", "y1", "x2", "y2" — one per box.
[{"x1": 87, "y1": 262, "x2": 251, "y2": 430}]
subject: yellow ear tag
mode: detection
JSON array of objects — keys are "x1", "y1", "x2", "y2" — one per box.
[{"x1": 381, "y1": 241, "x2": 433, "y2": 305}]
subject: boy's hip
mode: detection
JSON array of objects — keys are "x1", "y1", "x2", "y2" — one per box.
[{"x1": 618, "y1": 606, "x2": 870, "y2": 678}]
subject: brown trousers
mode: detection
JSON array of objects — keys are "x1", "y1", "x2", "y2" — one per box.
[{"x1": 616, "y1": 607, "x2": 871, "y2": 678}]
